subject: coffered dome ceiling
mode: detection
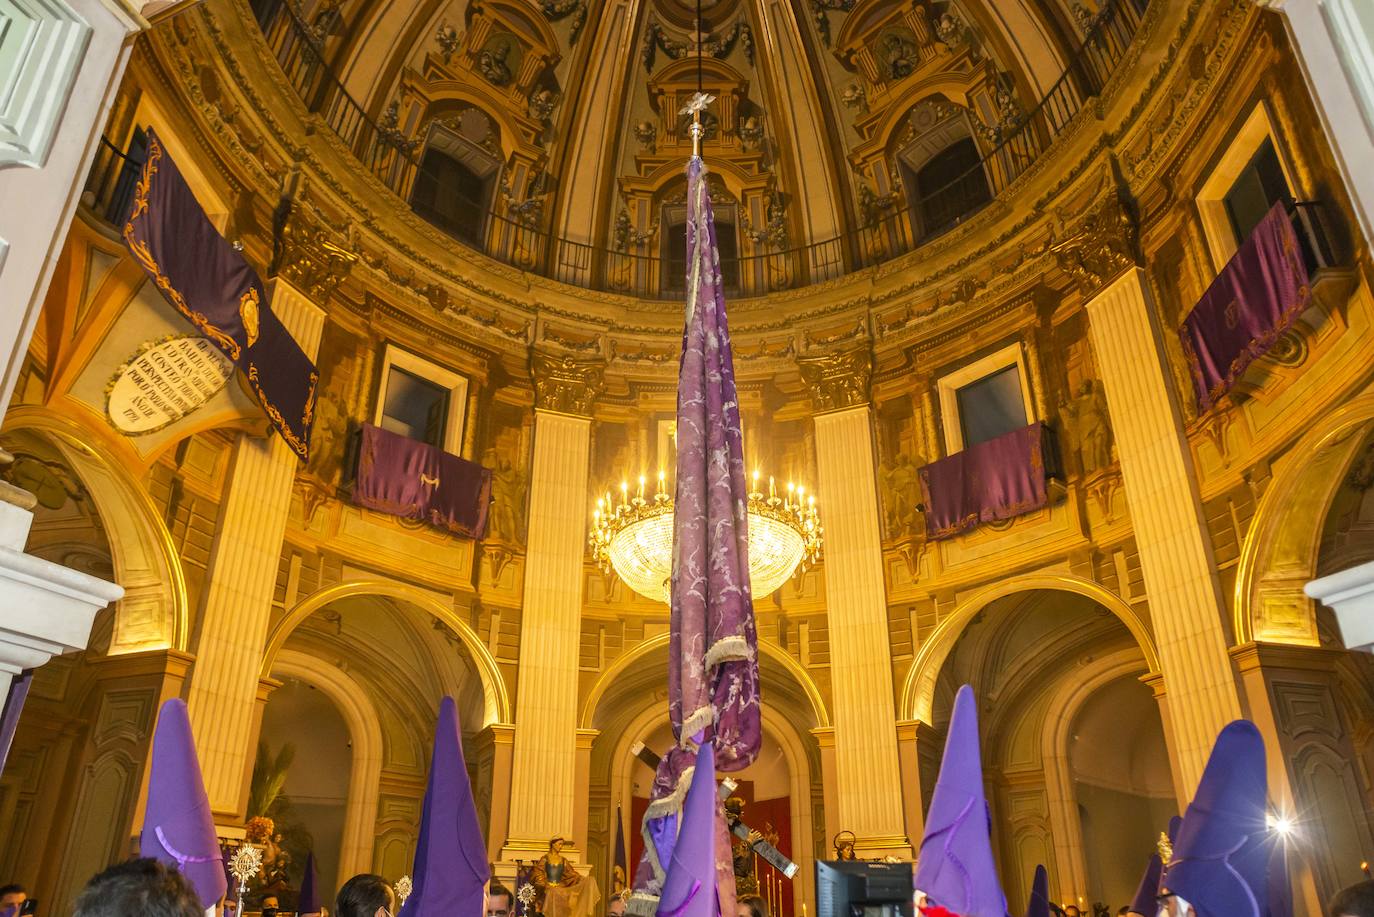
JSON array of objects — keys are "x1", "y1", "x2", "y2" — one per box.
[{"x1": 297, "y1": 0, "x2": 1093, "y2": 262}]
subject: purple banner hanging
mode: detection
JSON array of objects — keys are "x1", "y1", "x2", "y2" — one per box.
[
  {"x1": 918, "y1": 422, "x2": 1056, "y2": 540},
  {"x1": 353, "y1": 423, "x2": 492, "y2": 538},
  {"x1": 1180, "y1": 201, "x2": 1311, "y2": 411},
  {"x1": 122, "y1": 128, "x2": 319, "y2": 460}
]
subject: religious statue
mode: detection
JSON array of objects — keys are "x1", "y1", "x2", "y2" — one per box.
[
  {"x1": 880, "y1": 453, "x2": 922, "y2": 536},
  {"x1": 834, "y1": 830, "x2": 858, "y2": 861},
  {"x1": 306, "y1": 375, "x2": 350, "y2": 487},
  {"x1": 882, "y1": 33, "x2": 919, "y2": 80},
  {"x1": 1059, "y1": 379, "x2": 1113, "y2": 475},
  {"x1": 531, "y1": 837, "x2": 600, "y2": 917},
  {"x1": 487, "y1": 453, "x2": 526, "y2": 543},
  {"x1": 724, "y1": 797, "x2": 764, "y2": 896},
  {"x1": 478, "y1": 42, "x2": 512, "y2": 87}
]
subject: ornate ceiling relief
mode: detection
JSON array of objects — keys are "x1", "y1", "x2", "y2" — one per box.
[
  {"x1": 797, "y1": 346, "x2": 873, "y2": 413},
  {"x1": 530, "y1": 348, "x2": 606, "y2": 416},
  {"x1": 1050, "y1": 166, "x2": 1143, "y2": 300}
]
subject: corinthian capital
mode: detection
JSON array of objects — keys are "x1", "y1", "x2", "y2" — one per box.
[
  {"x1": 797, "y1": 346, "x2": 872, "y2": 414},
  {"x1": 1051, "y1": 178, "x2": 1142, "y2": 300},
  {"x1": 270, "y1": 196, "x2": 357, "y2": 304},
  {"x1": 530, "y1": 349, "x2": 605, "y2": 417}
]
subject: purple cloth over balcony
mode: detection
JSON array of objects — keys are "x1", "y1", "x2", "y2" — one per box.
[
  {"x1": 918, "y1": 422, "x2": 1056, "y2": 540},
  {"x1": 353, "y1": 423, "x2": 492, "y2": 538},
  {"x1": 122, "y1": 129, "x2": 319, "y2": 460},
  {"x1": 1180, "y1": 201, "x2": 1311, "y2": 411}
]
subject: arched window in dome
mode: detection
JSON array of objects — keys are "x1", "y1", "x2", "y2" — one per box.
[
  {"x1": 660, "y1": 201, "x2": 741, "y2": 295},
  {"x1": 897, "y1": 109, "x2": 993, "y2": 242},
  {"x1": 410, "y1": 122, "x2": 501, "y2": 248}
]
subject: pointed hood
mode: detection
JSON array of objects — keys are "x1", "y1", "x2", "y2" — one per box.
[
  {"x1": 1127, "y1": 855, "x2": 1162, "y2": 917},
  {"x1": 913, "y1": 685, "x2": 1008, "y2": 917},
  {"x1": 398, "y1": 697, "x2": 491, "y2": 917},
  {"x1": 1023, "y1": 866, "x2": 1050, "y2": 917},
  {"x1": 1164, "y1": 721, "x2": 1269, "y2": 917},
  {"x1": 140, "y1": 698, "x2": 227, "y2": 909},
  {"x1": 657, "y1": 741, "x2": 726, "y2": 917},
  {"x1": 298, "y1": 851, "x2": 319, "y2": 914}
]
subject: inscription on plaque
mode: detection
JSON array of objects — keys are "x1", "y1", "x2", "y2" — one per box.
[{"x1": 107, "y1": 336, "x2": 235, "y2": 434}]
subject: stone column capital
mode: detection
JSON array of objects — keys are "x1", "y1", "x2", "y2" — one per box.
[
  {"x1": 529, "y1": 348, "x2": 605, "y2": 417},
  {"x1": 1051, "y1": 180, "x2": 1143, "y2": 300},
  {"x1": 269, "y1": 195, "x2": 357, "y2": 305},
  {"x1": 797, "y1": 346, "x2": 873, "y2": 414}
]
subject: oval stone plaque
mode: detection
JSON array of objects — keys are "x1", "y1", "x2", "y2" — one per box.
[{"x1": 107, "y1": 336, "x2": 235, "y2": 434}]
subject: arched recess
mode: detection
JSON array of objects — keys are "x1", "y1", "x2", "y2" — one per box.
[
  {"x1": 1038, "y1": 648, "x2": 1156, "y2": 905},
  {"x1": 262, "y1": 580, "x2": 512, "y2": 726},
  {"x1": 900, "y1": 573, "x2": 1160, "y2": 723},
  {"x1": 579, "y1": 632, "x2": 830, "y2": 729},
  {"x1": 270, "y1": 650, "x2": 384, "y2": 881},
  {"x1": 2, "y1": 405, "x2": 188, "y2": 653},
  {"x1": 1234, "y1": 393, "x2": 1374, "y2": 646}
]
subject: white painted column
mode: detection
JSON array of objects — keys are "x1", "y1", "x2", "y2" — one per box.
[
  {"x1": 1084, "y1": 268, "x2": 1243, "y2": 792},
  {"x1": 186, "y1": 281, "x2": 324, "y2": 814},
  {"x1": 503, "y1": 406, "x2": 594, "y2": 857},
  {"x1": 810, "y1": 403, "x2": 909, "y2": 857},
  {"x1": 1257, "y1": 0, "x2": 1374, "y2": 245}
]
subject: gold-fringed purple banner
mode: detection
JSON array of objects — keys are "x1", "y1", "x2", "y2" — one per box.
[{"x1": 122, "y1": 129, "x2": 318, "y2": 460}]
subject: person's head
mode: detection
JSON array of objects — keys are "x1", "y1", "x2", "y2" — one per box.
[
  {"x1": 549, "y1": 837, "x2": 566, "y2": 855},
  {"x1": 335, "y1": 874, "x2": 395, "y2": 917},
  {"x1": 487, "y1": 882, "x2": 513, "y2": 917},
  {"x1": 1065, "y1": 907, "x2": 1081, "y2": 917},
  {"x1": 1117, "y1": 908, "x2": 1130, "y2": 916},
  {"x1": 0, "y1": 885, "x2": 25, "y2": 913},
  {"x1": 1331, "y1": 880, "x2": 1374, "y2": 917},
  {"x1": 72, "y1": 858, "x2": 203, "y2": 917},
  {"x1": 262, "y1": 895, "x2": 279, "y2": 909},
  {"x1": 736, "y1": 894, "x2": 768, "y2": 917},
  {"x1": 607, "y1": 895, "x2": 627, "y2": 917}
]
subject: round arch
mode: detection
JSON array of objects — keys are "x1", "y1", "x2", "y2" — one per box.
[
  {"x1": 1234, "y1": 392, "x2": 1374, "y2": 646},
  {"x1": 899, "y1": 573, "x2": 1161, "y2": 723},
  {"x1": 578, "y1": 632, "x2": 831, "y2": 729},
  {"x1": 262, "y1": 579, "x2": 512, "y2": 726},
  {"x1": 2, "y1": 405, "x2": 189, "y2": 652},
  {"x1": 270, "y1": 649, "x2": 384, "y2": 881}
]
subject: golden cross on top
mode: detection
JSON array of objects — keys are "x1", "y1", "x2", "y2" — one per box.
[{"x1": 680, "y1": 92, "x2": 715, "y2": 158}]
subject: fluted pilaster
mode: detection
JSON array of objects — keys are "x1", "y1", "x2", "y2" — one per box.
[
  {"x1": 503, "y1": 408, "x2": 593, "y2": 855},
  {"x1": 186, "y1": 279, "x2": 324, "y2": 814},
  {"x1": 811, "y1": 404, "x2": 909, "y2": 856},
  {"x1": 1084, "y1": 268, "x2": 1242, "y2": 792}
]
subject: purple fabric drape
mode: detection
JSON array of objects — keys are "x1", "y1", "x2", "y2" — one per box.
[
  {"x1": 1180, "y1": 201, "x2": 1311, "y2": 411},
  {"x1": 353, "y1": 423, "x2": 492, "y2": 538},
  {"x1": 918, "y1": 422, "x2": 1055, "y2": 540},
  {"x1": 123, "y1": 129, "x2": 319, "y2": 460},
  {"x1": 631, "y1": 153, "x2": 759, "y2": 914},
  {"x1": 0, "y1": 672, "x2": 31, "y2": 775}
]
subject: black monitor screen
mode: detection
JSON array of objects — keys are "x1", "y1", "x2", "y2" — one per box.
[{"x1": 815, "y1": 860, "x2": 914, "y2": 917}]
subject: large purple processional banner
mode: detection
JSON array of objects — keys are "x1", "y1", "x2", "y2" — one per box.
[
  {"x1": 353, "y1": 423, "x2": 492, "y2": 539},
  {"x1": 1180, "y1": 200, "x2": 1311, "y2": 411},
  {"x1": 919, "y1": 422, "x2": 1058, "y2": 540},
  {"x1": 122, "y1": 129, "x2": 319, "y2": 460}
]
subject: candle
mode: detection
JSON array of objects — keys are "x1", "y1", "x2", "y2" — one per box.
[
  {"x1": 621, "y1": 481, "x2": 629, "y2": 506},
  {"x1": 658, "y1": 470, "x2": 666, "y2": 494},
  {"x1": 769, "y1": 475, "x2": 776, "y2": 499},
  {"x1": 638, "y1": 475, "x2": 646, "y2": 500}
]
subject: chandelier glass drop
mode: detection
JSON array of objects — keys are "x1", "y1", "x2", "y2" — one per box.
[{"x1": 590, "y1": 471, "x2": 822, "y2": 603}]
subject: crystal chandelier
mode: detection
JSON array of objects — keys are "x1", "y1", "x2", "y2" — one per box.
[{"x1": 590, "y1": 472, "x2": 822, "y2": 603}]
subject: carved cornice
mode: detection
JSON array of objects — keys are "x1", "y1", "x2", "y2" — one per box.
[
  {"x1": 270, "y1": 193, "x2": 358, "y2": 304},
  {"x1": 797, "y1": 346, "x2": 873, "y2": 414},
  {"x1": 1050, "y1": 171, "x2": 1143, "y2": 300},
  {"x1": 530, "y1": 349, "x2": 605, "y2": 417}
]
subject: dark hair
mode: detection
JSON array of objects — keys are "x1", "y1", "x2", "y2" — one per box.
[
  {"x1": 72, "y1": 858, "x2": 203, "y2": 917},
  {"x1": 336, "y1": 874, "x2": 394, "y2": 917},
  {"x1": 489, "y1": 883, "x2": 514, "y2": 906},
  {"x1": 0, "y1": 886, "x2": 24, "y2": 899},
  {"x1": 1117, "y1": 909, "x2": 1130, "y2": 916},
  {"x1": 1332, "y1": 880, "x2": 1374, "y2": 917},
  {"x1": 739, "y1": 894, "x2": 768, "y2": 917},
  {"x1": 549, "y1": 837, "x2": 565, "y2": 850}
]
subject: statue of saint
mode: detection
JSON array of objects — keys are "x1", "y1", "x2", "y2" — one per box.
[
  {"x1": 306, "y1": 375, "x2": 350, "y2": 486},
  {"x1": 724, "y1": 797, "x2": 762, "y2": 896},
  {"x1": 531, "y1": 837, "x2": 600, "y2": 917},
  {"x1": 1060, "y1": 379, "x2": 1113, "y2": 474},
  {"x1": 834, "y1": 830, "x2": 858, "y2": 861},
  {"x1": 487, "y1": 453, "x2": 526, "y2": 543},
  {"x1": 881, "y1": 453, "x2": 923, "y2": 536}
]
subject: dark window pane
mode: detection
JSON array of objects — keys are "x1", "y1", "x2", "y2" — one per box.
[
  {"x1": 956, "y1": 365, "x2": 1028, "y2": 448},
  {"x1": 715, "y1": 219, "x2": 741, "y2": 291},
  {"x1": 661, "y1": 218, "x2": 741, "y2": 294},
  {"x1": 411, "y1": 148, "x2": 490, "y2": 246},
  {"x1": 1224, "y1": 139, "x2": 1291, "y2": 245},
  {"x1": 381, "y1": 366, "x2": 448, "y2": 447},
  {"x1": 914, "y1": 137, "x2": 992, "y2": 240}
]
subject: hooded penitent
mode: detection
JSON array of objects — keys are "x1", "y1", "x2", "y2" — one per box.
[
  {"x1": 1163, "y1": 720, "x2": 1269, "y2": 917},
  {"x1": 912, "y1": 684, "x2": 1008, "y2": 917},
  {"x1": 1024, "y1": 865, "x2": 1050, "y2": 917},
  {"x1": 297, "y1": 851, "x2": 319, "y2": 914},
  {"x1": 398, "y1": 696, "x2": 490, "y2": 917},
  {"x1": 140, "y1": 698, "x2": 227, "y2": 910}
]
